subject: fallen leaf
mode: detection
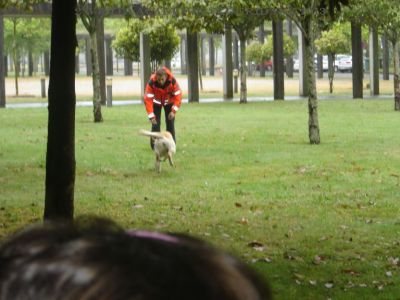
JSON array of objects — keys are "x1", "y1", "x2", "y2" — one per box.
[
  {"x1": 248, "y1": 241, "x2": 264, "y2": 248},
  {"x1": 253, "y1": 246, "x2": 264, "y2": 252},
  {"x1": 293, "y1": 273, "x2": 305, "y2": 280},
  {"x1": 283, "y1": 251, "x2": 298, "y2": 261},
  {"x1": 222, "y1": 233, "x2": 230, "y2": 239},
  {"x1": 238, "y1": 217, "x2": 249, "y2": 225},
  {"x1": 298, "y1": 166, "x2": 308, "y2": 174},
  {"x1": 388, "y1": 257, "x2": 399, "y2": 267},
  {"x1": 342, "y1": 269, "x2": 361, "y2": 276},
  {"x1": 313, "y1": 255, "x2": 325, "y2": 265},
  {"x1": 252, "y1": 257, "x2": 272, "y2": 264}
]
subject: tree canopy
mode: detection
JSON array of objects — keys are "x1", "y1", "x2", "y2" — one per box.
[{"x1": 112, "y1": 17, "x2": 180, "y2": 68}]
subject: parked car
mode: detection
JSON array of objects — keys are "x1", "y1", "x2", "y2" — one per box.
[
  {"x1": 256, "y1": 59, "x2": 273, "y2": 71},
  {"x1": 336, "y1": 56, "x2": 352, "y2": 72},
  {"x1": 293, "y1": 58, "x2": 328, "y2": 72}
]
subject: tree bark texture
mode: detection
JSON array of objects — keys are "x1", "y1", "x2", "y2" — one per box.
[
  {"x1": 186, "y1": 30, "x2": 199, "y2": 102},
  {"x1": 222, "y1": 26, "x2": 233, "y2": 100},
  {"x1": 239, "y1": 36, "x2": 247, "y2": 103},
  {"x1": 328, "y1": 53, "x2": 334, "y2": 93},
  {"x1": 392, "y1": 41, "x2": 400, "y2": 111},
  {"x1": 0, "y1": 14, "x2": 5, "y2": 108},
  {"x1": 96, "y1": 16, "x2": 106, "y2": 106},
  {"x1": 382, "y1": 35, "x2": 390, "y2": 80},
  {"x1": 208, "y1": 36, "x2": 215, "y2": 76},
  {"x1": 273, "y1": 20, "x2": 284, "y2": 100},
  {"x1": 90, "y1": 30, "x2": 103, "y2": 122},
  {"x1": 258, "y1": 24, "x2": 265, "y2": 77},
  {"x1": 351, "y1": 22, "x2": 363, "y2": 99},
  {"x1": 285, "y1": 18, "x2": 294, "y2": 78},
  {"x1": 44, "y1": 0, "x2": 77, "y2": 221},
  {"x1": 304, "y1": 17, "x2": 320, "y2": 144},
  {"x1": 12, "y1": 19, "x2": 19, "y2": 96}
]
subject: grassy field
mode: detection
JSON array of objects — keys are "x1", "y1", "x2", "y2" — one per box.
[{"x1": 1, "y1": 99, "x2": 400, "y2": 299}]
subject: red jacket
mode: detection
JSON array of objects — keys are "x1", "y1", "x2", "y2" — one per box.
[{"x1": 144, "y1": 67, "x2": 182, "y2": 119}]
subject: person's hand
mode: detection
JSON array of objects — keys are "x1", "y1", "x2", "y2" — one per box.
[
  {"x1": 168, "y1": 111, "x2": 175, "y2": 120},
  {"x1": 150, "y1": 117, "x2": 157, "y2": 125}
]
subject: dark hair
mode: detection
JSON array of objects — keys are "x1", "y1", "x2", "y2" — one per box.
[{"x1": 0, "y1": 217, "x2": 271, "y2": 300}]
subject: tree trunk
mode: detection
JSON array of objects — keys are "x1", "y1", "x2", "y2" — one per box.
[
  {"x1": 328, "y1": 53, "x2": 334, "y2": 93},
  {"x1": 44, "y1": 0, "x2": 77, "y2": 221},
  {"x1": 304, "y1": 18, "x2": 320, "y2": 144},
  {"x1": 285, "y1": 18, "x2": 294, "y2": 78},
  {"x1": 28, "y1": 50, "x2": 34, "y2": 76},
  {"x1": 0, "y1": 15, "x2": 5, "y2": 108},
  {"x1": 186, "y1": 29, "x2": 199, "y2": 102},
  {"x1": 90, "y1": 30, "x2": 103, "y2": 122},
  {"x1": 351, "y1": 22, "x2": 363, "y2": 99},
  {"x1": 239, "y1": 36, "x2": 247, "y2": 103},
  {"x1": 198, "y1": 38, "x2": 203, "y2": 91},
  {"x1": 273, "y1": 20, "x2": 284, "y2": 100},
  {"x1": 12, "y1": 19, "x2": 19, "y2": 96},
  {"x1": 392, "y1": 40, "x2": 400, "y2": 111}
]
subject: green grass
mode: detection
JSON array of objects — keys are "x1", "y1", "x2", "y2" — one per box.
[{"x1": 1, "y1": 99, "x2": 400, "y2": 299}]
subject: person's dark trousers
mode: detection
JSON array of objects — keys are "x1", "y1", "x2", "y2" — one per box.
[{"x1": 150, "y1": 104, "x2": 176, "y2": 149}]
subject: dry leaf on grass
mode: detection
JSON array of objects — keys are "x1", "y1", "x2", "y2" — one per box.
[
  {"x1": 247, "y1": 241, "x2": 265, "y2": 251},
  {"x1": 312, "y1": 255, "x2": 326, "y2": 265},
  {"x1": 342, "y1": 269, "x2": 361, "y2": 276}
]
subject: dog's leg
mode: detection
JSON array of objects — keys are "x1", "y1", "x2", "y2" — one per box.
[
  {"x1": 155, "y1": 154, "x2": 161, "y2": 173},
  {"x1": 168, "y1": 151, "x2": 174, "y2": 167}
]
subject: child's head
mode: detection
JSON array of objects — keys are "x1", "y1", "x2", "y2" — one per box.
[{"x1": 0, "y1": 217, "x2": 271, "y2": 300}]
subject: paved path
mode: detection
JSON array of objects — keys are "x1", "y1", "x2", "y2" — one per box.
[
  {"x1": 5, "y1": 94, "x2": 393, "y2": 109},
  {"x1": 4, "y1": 74, "x2": 394, "y2": 108}
]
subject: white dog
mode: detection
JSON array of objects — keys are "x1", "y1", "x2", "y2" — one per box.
[{"x1": 139, "y1": 130, "x2": 176, "y2": 173}]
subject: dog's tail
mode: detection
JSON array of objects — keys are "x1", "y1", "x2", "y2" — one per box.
[{"x1": 138, "y1": 129, "x2": 165, "y2": 139}]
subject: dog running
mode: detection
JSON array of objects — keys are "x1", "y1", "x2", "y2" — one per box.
[{"x1": 139, "y1": 129, "x2": 176, "y2": 173}]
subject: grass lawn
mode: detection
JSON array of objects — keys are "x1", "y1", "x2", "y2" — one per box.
[{"x1": 1, "y1": 99, "x2": 400, "y2": 299}]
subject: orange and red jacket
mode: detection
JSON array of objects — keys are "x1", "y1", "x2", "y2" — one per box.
[{"x1": 144, "y1": 67, "x2": 182, "y2": 119}]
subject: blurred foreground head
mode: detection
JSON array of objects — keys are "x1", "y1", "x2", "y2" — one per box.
[{"x1": 0, "y1": 217, "x2": 271, "y2": 300}]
